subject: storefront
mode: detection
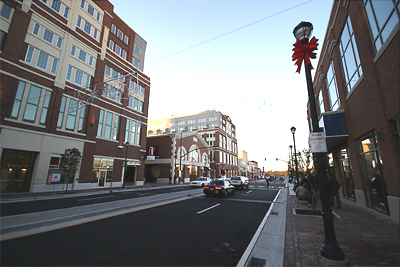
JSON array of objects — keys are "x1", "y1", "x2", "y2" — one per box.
[
  {"x1": 1, "y1": 149, "x2": 36, "y2": 192},
  {"x1": 357, "y1": 132, "x2": 389, "y2": 214},
  {"x1": 338, "y1": 148, "x2": 356, "y2": 201}
]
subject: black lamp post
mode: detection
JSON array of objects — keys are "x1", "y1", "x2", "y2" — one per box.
[
  {"x1": 123, "y1": 142, "x2": 129, "y2": 188},
  {"x1": 293, "y1": 21, "x2": 346, "y2": 262},
  {"x1": 289, "y1": 145, "x2": 293, "y2": 169},
  {"x1": 290, "y1": 127, "x2": 299, "y2": 182}
]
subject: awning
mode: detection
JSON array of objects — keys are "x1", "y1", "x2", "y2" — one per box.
[{"x1": 319, "y1": 110, "x2": 348, "y2": 149}]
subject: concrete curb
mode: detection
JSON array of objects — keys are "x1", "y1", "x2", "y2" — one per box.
[{"x1": 237, "y1": 188, "x2": 288, "y2": 267}]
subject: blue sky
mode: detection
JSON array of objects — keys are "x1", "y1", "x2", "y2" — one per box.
[{"x1": 111, "y1": 0, "x2": 334, "y2": 171}]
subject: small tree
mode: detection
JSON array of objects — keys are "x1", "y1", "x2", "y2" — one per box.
[
  {"x1": 151, "y1": 166, "x2": 160, "y2": 182},
  {"x1": 59, "y1": 148, "x2": 81, "y2": 192}
]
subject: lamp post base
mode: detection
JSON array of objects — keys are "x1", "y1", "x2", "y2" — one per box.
[{"x1": 320, "y1": 244, "x2": 346, "y2": 262}]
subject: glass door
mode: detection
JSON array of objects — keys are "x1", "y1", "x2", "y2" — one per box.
[
  {"x1": 357, "y1": 133, "x2": 389, "y2": 214},
  {"x1": 339, "y1": 148, "x2": 355, "y2": 201}
]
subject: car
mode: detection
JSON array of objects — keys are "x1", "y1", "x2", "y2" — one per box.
[
  {"x1": 190, "y1": 177, "x2": 212, "y2": 188},
  {"x1": 279, "y1": 176, "x2": 285, "y2": 180},
  {"x1": 229, "y1": 176, "x2": 249, "y2": 190},
  {"x1": 203, "y1": 180, "x2": 235, "y2": 197}
]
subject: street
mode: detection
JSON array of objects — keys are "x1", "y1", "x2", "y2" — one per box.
[{"x1": 1, "y1": 179, "x2": 286, "y2": 266}]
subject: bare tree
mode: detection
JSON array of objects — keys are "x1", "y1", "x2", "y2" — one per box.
[{"x1": 59, "y1": 148, "x2": 81, "y2": 192}]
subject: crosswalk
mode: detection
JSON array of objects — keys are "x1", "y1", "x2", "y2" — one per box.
[{"x1": 248, "y1": 185, "x2": 284, "y2": 189}]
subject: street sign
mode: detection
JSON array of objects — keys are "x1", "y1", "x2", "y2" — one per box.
[{"x1": 309, "y1": 132, "x2": 328, "y2": 153}]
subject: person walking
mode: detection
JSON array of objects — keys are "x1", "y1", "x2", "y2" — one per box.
[{"x1": 328, "y1": 176, "x2": 342, "y2": 209}]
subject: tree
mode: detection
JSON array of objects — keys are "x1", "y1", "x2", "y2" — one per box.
[
  {"x1": 151, "y1": 166, "x2": 160, "y2": 182},
  {"x1": 59, "y1": 148, "x2": 81, "y2": 192}
]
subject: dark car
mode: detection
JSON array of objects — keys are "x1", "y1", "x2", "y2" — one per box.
[{"x1": 203, "y1": 180, "x2": 235, "y2": 198}]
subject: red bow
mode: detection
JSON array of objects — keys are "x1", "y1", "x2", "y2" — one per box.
[{"x1": 292, "y1": 37, "x2": 319, "y2": 73}]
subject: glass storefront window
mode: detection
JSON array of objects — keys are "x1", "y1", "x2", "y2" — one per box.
[
  {"x1": 357, "y1": 133, "x2": 389, "y2": 214},
  {"x1": 339, "y1": 148, "x2": 355, "y2": 201},
  {"x1": 92, "y1": 157, "x2": 114, "y2": 186},
  {"x1": 1, "y1": 149, "x2": 36, "y2": 192}
]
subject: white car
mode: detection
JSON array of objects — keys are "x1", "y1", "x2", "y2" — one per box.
[
  {"x1": 230, "y1": 176, "x2": 249, "y2": 190},
  {"x1": 190, "y1": 177, "x2": 212, "y2": 188}
]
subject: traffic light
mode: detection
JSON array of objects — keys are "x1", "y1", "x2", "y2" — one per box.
[
  {"x1": 196, "y1": 146, "x2": 198, "y2": 152},
  {"x1": 210, "y1": 145, "x2": 213, "y2": 151},
  {"x1": 276, "y1": 157, "x2": 278, "y2": 161},
  {"x1": 265, "y1": 157, "x2": 266, "y2": 161},
  {"x1": 148, "y1": 147, "x2": 154, "y2": 156}
]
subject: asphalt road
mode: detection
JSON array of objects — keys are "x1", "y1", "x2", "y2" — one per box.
[
  {"x1": 0, "y1": 186, "x2": 191, "y2": 216},
  {"x1": 1, "y1": 180, "x2": 282, "y2": 266}
]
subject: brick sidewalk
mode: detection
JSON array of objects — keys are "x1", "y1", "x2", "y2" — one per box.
[{"x1": 284, "y1": 191, "x2": 399, "y2": 266}]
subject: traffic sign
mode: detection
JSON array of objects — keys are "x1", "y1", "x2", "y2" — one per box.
[{"x1": 309, "y1": 132, "x2": 327, "y2": 153}]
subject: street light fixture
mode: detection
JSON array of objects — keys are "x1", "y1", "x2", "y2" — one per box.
[
  {"x1": 290, "y1": 127, "x2": 299, "y2": 182},
  {"x1": 293, "y1": 21, "x2": 346, "y2": 262}
]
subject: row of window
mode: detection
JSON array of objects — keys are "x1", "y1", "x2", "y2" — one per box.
[
  {"x1": 11, "y1": 81, "x2": 50, "y2": 125},
  {"x1": 111, "y1": 24, "x2": 129, "y2": 45},
  {"x1": 66, "y1": 65, "x2": 92, "y2": 88},
  {"x1": 109, "y1": 39, "x2": 128, "y2": 60},
  {"x1": 10, "y1": 80, "x2": 143, "y2": 145},
  {"x1": 25, "y1": 45, "x2": 59, "y2": 75},
  {"x1": 71, "y1": 44, "x2": 95, "y2": 67},
  {"x1": 57, "y1": 96, "x2": 86, "y2": 133},
  {"x1": 318, "y1": 1, "x2": 398, "y2": 114},
  {"x1": 77, "y1": 16, "x2": 99, "y2": 40},
  {"x1": 81, "y1": 0, "x2": 101, "y2": 22},
  {"x1": 42, "y1": 0, "x2": 70, "y2": 19},
  {"x1": 32, "y1": 22, "x2": 63, "y2": 49}
]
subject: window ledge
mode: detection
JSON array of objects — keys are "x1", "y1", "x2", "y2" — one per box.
[{"x1": 346, "y1": 74, "x2": 364, "y2": 100}]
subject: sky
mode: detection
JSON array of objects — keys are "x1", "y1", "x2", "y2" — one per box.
[{"x1": 110, "y1": 0, "x2": 334, "y2": 171}]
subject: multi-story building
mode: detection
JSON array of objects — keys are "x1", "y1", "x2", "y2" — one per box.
[
  {"x1": 145, "y1": 131, "x2": 210, "y2": 184},
  {"x1": 0, "y1": 0, "x2": 151, "y2": 193},
  {"x1": 308, "y1": 0, "x2": 399, "y2": 221},
  {"x1": 238, "y1": 150, "x2": 249, "y2": 177},
  {"x1": 148, "y1": 110, "x2": 238, "y2": 178}
]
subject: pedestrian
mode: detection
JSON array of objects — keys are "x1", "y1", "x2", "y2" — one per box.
[
  {"x1": 328, "y1": 175, "x2": 341, "y2": 209},
  {"x1": 296, "y1": 184, "x2": 310, "y2": 202},
  {"x1": 265, "y1": 176, "x2": 269, "y2": 188}
]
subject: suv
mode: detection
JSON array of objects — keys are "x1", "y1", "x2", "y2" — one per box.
[{"x1": 229, "y1": 176, "x2": 249, "y2": 190}]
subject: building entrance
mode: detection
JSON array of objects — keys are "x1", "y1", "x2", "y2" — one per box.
[
  {"x1": 357, "y1": 133, "x2": 389, "y2": 214},
  {"x1": 1, "y1": 149, "x2": 36, "y2": 192}
]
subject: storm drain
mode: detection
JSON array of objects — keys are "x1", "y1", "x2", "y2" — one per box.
[{"x1": 249, "y1": 257, "x2": 266, "y2": 266}]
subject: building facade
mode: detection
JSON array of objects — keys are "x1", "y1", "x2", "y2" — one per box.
[
  {"x1": 145, "y1": 132, "x2": 210, "y2": 184},
  {"x1": 308, "y1": 0, "x2": 399, "y2": 221},
  {"x1": 238, "y1": 149, "x2": 249, "y2": 177},
  {"x1": 0, "y1": 0, "x2": 151, "y2": 192},
  {"x1": 148, "y1": 110, "x2": 239, "y2": 178}
]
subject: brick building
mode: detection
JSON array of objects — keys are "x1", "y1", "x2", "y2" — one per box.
[
  {"x1": 148, "y1": 110, "x2": 239, "y2": 179},
  {"x1": 145, "y1": 132, "x2": 210, "y2": 184},
  {"x1": 0, "y1": 0, "x2": 150, "y2": 192},
  {"x1": 308, "y1": 0, "x2": 399, "y2": 221}
]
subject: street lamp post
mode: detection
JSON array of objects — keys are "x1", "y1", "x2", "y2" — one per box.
[
  {"x1": 290, "y1": 127, "x2": 299, "y2": 182},
  {"x1": 123, "y1": 142, "x2": 129, "y2": 188},
  {"x1": 293, "y1": 21, "x2": 345, "y2": 262}
]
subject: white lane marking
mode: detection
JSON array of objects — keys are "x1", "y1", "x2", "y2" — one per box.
[
  {"x1": 197, "y1": 203, "x2": 220, "y2": 214},
  {"x1": 78, "y1": 195, "x2": 115, "y2": 201},
  {"x1": 246, "y1": 190, "x2": 253, "y2": 194}
]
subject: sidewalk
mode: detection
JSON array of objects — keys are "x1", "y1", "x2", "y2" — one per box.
[{"x1": 283, "y1": 189, "x2": 399, "y2": 266}]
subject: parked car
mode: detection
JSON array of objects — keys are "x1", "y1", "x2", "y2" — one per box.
[
  {"x1": 203, "y1": 180, "x2": 235, "y2": 198},
  {"x1": 190, "y1": 177, "x2": 212, "y2": 188},
  {"x1": 230, "y1": 176, "x2": 249, "y2": 190}
]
